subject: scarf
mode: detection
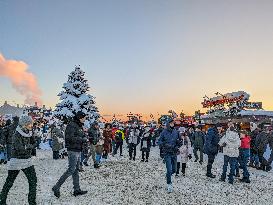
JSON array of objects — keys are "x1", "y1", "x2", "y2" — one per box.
[{"x1": 16, "y1": 126, "x2": 32, "y2": 138}]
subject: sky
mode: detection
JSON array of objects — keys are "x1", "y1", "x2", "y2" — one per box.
[{"x1": 1, "y1": 0, "x2": 273, "y2": 120}]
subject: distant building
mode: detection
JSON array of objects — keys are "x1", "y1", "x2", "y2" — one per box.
[{"x1": 0, "y1": 101, "x2": 24, "y2": 117}]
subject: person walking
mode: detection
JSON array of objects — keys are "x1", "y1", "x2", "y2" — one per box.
[
  {"x1": 204, "y1": 124, "x2": 222, "y2": 178},
  {"x1": 128, "y1": 123, "x2": 140, "y2": 161},
  {"x1": 192, "y1": 126, "x2": 205, "y2": 165},
  {"x1": 52, "y1": 111, "x2": 88, "y2": 198},
  {"x1": 84, "y1": 122, "x2": 100, "y2": 168},
  {"x1": 219, "y1": 126, "x2": 241, "y2": 184},
  {"x1": 0, "y1": 115, "x2": 37, "y2": 205},
  {"x1": 158, "y1": 119, "x2": 181, "y2": 193}
]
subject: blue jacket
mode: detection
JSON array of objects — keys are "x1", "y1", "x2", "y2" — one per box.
[
  {"x1": 204, "y1": 127, "x2": 220, "y2": 155},
  {"x1": 158, "y1": 124, "x2": 181, "y2": 156}
]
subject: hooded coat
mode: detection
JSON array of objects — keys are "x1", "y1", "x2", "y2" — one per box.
[
  {"x1": 219, "y1": 130, "x2": 241, "y2": 158},
  {"x1": 255, "y1": 131, "x2": 269, "y2": 153},
  {"x1": 177, "y1": 136, "x2": 192, "y2": 163},
  {"x1": 204, "y1": 127, "x2": 220, "y2": 155}
]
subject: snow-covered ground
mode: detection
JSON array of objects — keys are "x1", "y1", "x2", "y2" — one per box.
[{"x1": 0, "y1": 147, "x2": 273, "y2": 205}]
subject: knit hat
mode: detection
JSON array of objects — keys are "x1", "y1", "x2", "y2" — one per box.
[{"x1": 19, "y1": 115, "x2": 33, "y2": 127}]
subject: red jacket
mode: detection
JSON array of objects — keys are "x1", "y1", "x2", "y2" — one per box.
[{"x1": 240, "y1": 135, "x2": 251, "y2": 149}]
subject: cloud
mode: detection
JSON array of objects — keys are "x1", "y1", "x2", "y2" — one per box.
[{"x1": 0, "y1": 53, "x2": 42, "y2": 105}]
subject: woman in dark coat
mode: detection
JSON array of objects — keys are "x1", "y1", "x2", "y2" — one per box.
[
  {"x1": 0, "y1": 115, "x2": 37, "y2": 205},
  {"x1": 102, "y1": 123, "x2": 112, "y2": 159}
]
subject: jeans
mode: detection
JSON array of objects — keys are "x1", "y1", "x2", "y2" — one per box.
[
  {"x1": 236, "y1": 148, "x2": 250, "y2": 178},
  {"x1": 48, "y1": 139, "x2": 53, "y2": 148},
  {"x1": 250, "y1": 149, "x2": 259, "y2": 167},
  {"x1": 193, "y1": 146, "x2": 204, "y2": 162},
  {"x1": 96, "y1": 154, "x2": 102, "y2": 163},
  {"x1": 207, "y1": 154, "x2": 216, "y2": 175},
  {"x1": 221, "y1": 155, "x2": 237, "y2": 183},
  {"x1": 0, "y1": 165, "x2": 37, "y2": 205},
  {"x1": 129, "y1": 143, "x2": 137, "y2": 159},
  {"x1": 36, "y1": 138, "x2": 41, "y2": 149},
  {"x1": 164, "y1": 154, "x2": 177, "y2": 185},
  {"x1": 54, "y1": 151, "x2": 81, "y2": 192}
]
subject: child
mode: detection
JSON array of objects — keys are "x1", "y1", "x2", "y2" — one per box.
[
  {"x1": 95, "y1": 137, "x2": 104, "y2": 164},
  {"x1": 140, "y1": 126, "x2": 152, "y2": 162},
  {"x1": 176, "y1": 132, "x2": 192, "y2": 177}
]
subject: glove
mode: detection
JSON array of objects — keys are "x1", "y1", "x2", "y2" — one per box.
[{"x1": 188, "y1": 155, "x2": 192, "y2": 160}]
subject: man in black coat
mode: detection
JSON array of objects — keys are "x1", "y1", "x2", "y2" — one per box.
[
  {"x1": 204, "y1": 124, "x2": 223, "y2": 178},
  {"x1": 192, "y1": 126, "x2": 205, "y2": 164},
  {"x1": 52, "y1": 111, "x2": 88, "y2": 198}
]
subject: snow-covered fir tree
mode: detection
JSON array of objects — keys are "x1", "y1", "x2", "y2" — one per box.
[{"x1": 54, "y1": 66, "x2": 99, "y2": 123}]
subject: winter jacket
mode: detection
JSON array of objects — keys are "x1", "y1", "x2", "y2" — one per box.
[
  {"x1": 112, "y1": 128, "x2": 118, "y2": 140},
  {"x1": 115, "y1": 130, "x2": 124, "y2": 143},
  {"x1": 95, "y1": 138, "x2": 104, "y2": 155},
  {"x1": 88, "y1": 125, "x2": 100, "y2": 145},
  {"x1": 158, "y1": 123, "x2": 181, "y2": 156},
  {"x1": 240, "y1": 135, "x2": 251, "y2": 149},
  {"x1": 177, "y1": 136, "x2": 192, "y2": 163},
  {"x1": 250, "y1": 130, "x2": 259, "y2": 150},
  {"x1": 11, "y1": 126, "x2": 36, "y2": 159},
  {"x1": 65, "y1": 121, "x2": 87, "y2": 152},
  {"x1": 219, "y1": 130, "x2": 241, "y2": 158},
  {"x1": 1, "y1": 121, "x2": 18, "y2": 145},
  {"x1": 140, "y1": 131, "x2": 152, "y2": 152},
  {"x1": 204, "y1": 127, "x2": 220, "y2": 155},
  {"x1": 128, "y1": 128, "x2": 140, "y2": 145},
  {"x1": 192, "y1": 131, "x2": 205, "y2": 148},
  {"x1": 103, "y1": 129, "x2": 112, "y2": 153},
  {"x1": 255, "y1": 131, "x2": 269, "y2": 153},
  {"x1": 52, "y1": 127, "x2": 64, "y2": 152}
]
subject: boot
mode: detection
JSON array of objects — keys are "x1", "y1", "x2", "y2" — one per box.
[
  {"x1": 240, "y1": 177, "x2": 251, "y2": 183},
  {"x1": 167, "y1": 184, "x2": 173, "y2": 193},
  {"x1": 52, "y1": 187, "x2": 60, "y2": 198},
  {"x1": 94, "y1": 163, "x2": 100, "y2": 169},
  {"x1": 73, "y1": 190, "x2": 88, "y2": 197},
  {"x1": 83, "y1": 162, "x2": 89, "y2": 166},
  {"x1": 206, "y1": 173, "x2": 216, "y2": 178}
]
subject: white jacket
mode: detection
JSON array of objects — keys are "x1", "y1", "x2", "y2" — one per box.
[
  {"x1": 219, "y1": 130, "x2": 241, "y2": 158},
  {"x1": 128, "y1": 129, "x2": 140, "y2": 145},
  {"x1": 177, "y1": 136, "x2": 192, "y2": 163}
]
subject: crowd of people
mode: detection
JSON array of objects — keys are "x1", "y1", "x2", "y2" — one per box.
[{"x1": 0, "y1": 112, "x2": 273, "y2": 204}]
